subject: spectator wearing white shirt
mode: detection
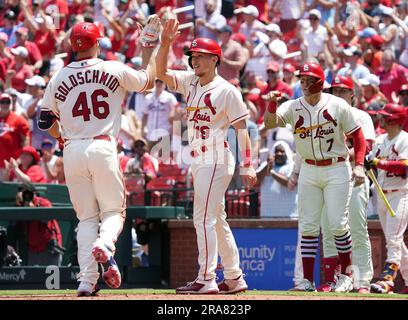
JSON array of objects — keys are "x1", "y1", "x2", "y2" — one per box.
[
  {"x1": 238, "y1": 5, "x2": 265, "y2": 40},
  {"x1": 195, "y1": 0, "x2": 227, "y2": 41},
  {"x1": 142, "y1": 79, "x2": 178, "y2": 149},
  {"x1": 303, "y1": 9, "x2": 330, "y2": 58}
]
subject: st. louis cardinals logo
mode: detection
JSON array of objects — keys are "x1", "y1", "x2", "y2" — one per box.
[
  {"x1": 294, "y1": 109, "x2": 337, "y2": 139},
  {"x1": 203, "y1": 93, "x2": 216, "y2": 115},
  {"x1": 186, "y1": 93, "x2": 216, "y2": 123},
  {"x1": 191, "y1": 40, "x2": 197, "y2": 48}
]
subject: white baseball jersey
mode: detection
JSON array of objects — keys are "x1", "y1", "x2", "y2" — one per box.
[
  {"x1": 372, "y1": 130, "x2": 408, "y2": 191},
  {"x1": 351, "y1": 108, "x2": 376, "y2": 141},
  {"x1": 170, "y1": 71, "x2": 249, "y2": 153},
  {"x1": 142, "y1": 90, "x2": 177, "y2": 141},
  {"x1": 277, "y1": 93, "x2": 361, "y2": 161},
  {"x1": 41, "y1": 58, "x2": 150, "y2": 139}
]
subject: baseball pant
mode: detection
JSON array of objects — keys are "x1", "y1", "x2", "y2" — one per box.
[
  {"x1": 298, "y1": 162, "x2": 353, "y2": 237},
  {"x1": 191, "y1": 151, "x2": 243, "y2": 282},
  {"x1": 63, "y1": 138, "x2": 126, "y2": 285},
  {"x1": 377, "y1": 190, "x2": 408, "y2": 286},
  {"x1": 321, "y1": 178, "x2": 373, "y2": 288}
]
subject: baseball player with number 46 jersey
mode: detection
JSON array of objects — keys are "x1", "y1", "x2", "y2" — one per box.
[
  {"x1": 264, "y1": 63, "x2": 366, "y2": 292},
  {"x1": 38, "y1": 19, "x2": 159, "y2": 296},
  {"x1": 365, "y1": 103, "x2": 408, "y2": 294},
  {"x1": 156, "y1": 19, "x2": 257, "y2": 294}
]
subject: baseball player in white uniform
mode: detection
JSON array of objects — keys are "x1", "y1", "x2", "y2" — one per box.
[
  {"x1": 365, "y1": 103, "x2": 408, "y2": 294},
  {"x1": 38, "y1": 19, "x2": 160, "y2": 296},
  {"x1": 264, "y1": 63, "x2": 367, "y2": 292},
  {"x1": 318, "y1": 76, "x2": 375, "y2": 293},
  {"x1": 156, "y1": 19, "x2": 257, "y2": 294}
]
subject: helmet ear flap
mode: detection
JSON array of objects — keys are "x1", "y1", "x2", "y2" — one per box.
[{"x1": 308, "y1": 79, "x2": 324, "y2": 94}]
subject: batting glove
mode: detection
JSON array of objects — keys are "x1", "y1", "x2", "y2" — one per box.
[
  {"x1": 140, "y1": 15, "x2": 161, "y2": 48},
  {"x1": 364, "y1": 154, "x2": 378, "y2": 171}
]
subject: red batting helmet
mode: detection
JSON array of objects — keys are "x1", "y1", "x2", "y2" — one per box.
[
  {"x1": 331, "y1": 76, "x2": 354, "y2": 91},
  {"x1": 70, "y1": 22, "x2": 103, "y2": 52},
  {"x1": 296, "y1": 63, "x2": 325, "y2": 94},
  {"x1": 185, "y1": 38, "x2": 222, "y2": 68},
  {"x1": 378, "y1": 103, "x2": 407, "y2": 126}
]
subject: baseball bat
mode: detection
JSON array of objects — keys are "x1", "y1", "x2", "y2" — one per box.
[{"x1": 367, "y1": 169, "x2": 396, "y2": 217}]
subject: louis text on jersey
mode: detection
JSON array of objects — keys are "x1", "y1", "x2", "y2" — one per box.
[{"x1": 55, "y1": 70, "x2": 120, "y2": 102}]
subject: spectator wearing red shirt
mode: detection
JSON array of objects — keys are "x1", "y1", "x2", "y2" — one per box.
[
  {"x1": 217, "y1": 25, "x2": 249, "y2": 81},
  {"x1": 377, "y1": 49, "x2": 408, "y2": 101},
  {"x1": 154, "y1": 0, "x2": 176, "y2": 12},
  {"x1": 125, "y1": 138, "x2": 158, "y2": 182},
  {"x1": 7, "y1": 46, "x2": 34, "y2": 92},
  {"x1": 257, "y1": 61, "x2": 293, "y2": 124},
  {"x1": 0, "y1": 93, "x2": 30, "y2": 181},
  {"x1": 14, "y1": 27, "x2": 43, "y2": 72},
  {"x1": 15, "y1": 184, "x2": 63, "y2": 266},
  {"x1": 358, "y1": 73, "x2": 388, "y2": 110},
  {"x1": 22, "y1": 7, "x2": 57, "y2": 62},
  {"x1": 5, "y1": 146, "x2": 46, "y2": 184}
]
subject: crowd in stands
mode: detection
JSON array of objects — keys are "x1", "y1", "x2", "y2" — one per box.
[{"x1": 1, "y1": 0, "x2": 408, "y2": 263}]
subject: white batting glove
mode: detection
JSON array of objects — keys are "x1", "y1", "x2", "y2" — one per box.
[{"x1": 140, "y1": 15, "x2": 161, "y2": 48}]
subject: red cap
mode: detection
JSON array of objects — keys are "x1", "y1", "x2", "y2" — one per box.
[
  {"x1": 331, "y1": 75, "x2": 354, "y2": 90},
  {"x1": 18, "y1": 146, "x2": 40, "y2": 163},
  {"x1": 283, "y1": 63, "x2": 295, "y2": 73},
  {"x1": 231, "y1": 33, "x2": 246, "y2": 46},
  {"x1": 267, "y1": 61, "x2": 280, "y2": 72},
  {"x1": 366, "y1": 35, "x2": 384, "y2": 49}
]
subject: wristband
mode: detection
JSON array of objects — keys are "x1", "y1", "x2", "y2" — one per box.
[{"x1": 267, "y1": 101, "x2": 277, "y2": 113}]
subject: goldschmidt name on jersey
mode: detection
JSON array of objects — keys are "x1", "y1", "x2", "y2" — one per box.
[{"x1": 55, "y1": 70, "x2": 120, "y2": 102}]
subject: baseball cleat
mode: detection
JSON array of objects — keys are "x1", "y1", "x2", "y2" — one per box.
[
  {"x1": 92, "y1": 244, "x2": 121, "y2": 289},
  {"x1": 370, "y1": 280, "x2": 394, "y2": 294},
  {"x1": 218, "y1": 275, "x2": 248, "y2": 294},
  {"x1": 316, "y1": 282, "x2": 335, "y2": 292},
  {"x1": 334, "y1": 274, "x2": 353, "y2": 293},
  {"x1": 292, "y1": 279, "x2": 317, "y2": 292},
  {"x1": 176, "y1": 279, "x2": 219, "y2": 294},
  {"x1": 77, "y1": 281, "x2": 100, "y2": 297},
  {"x1": 357, "y1": 287, "x2": 370, "y2": 294}
]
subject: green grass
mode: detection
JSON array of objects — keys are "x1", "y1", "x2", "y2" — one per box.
[{"x1": 0, "y1": 289, "x2": 406, "y2": 299}]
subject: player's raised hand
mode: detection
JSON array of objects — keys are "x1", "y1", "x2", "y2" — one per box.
[
  {"x1": 140, "y1": 14, "x2": 161, "y2": 47},
  {"x1": 161, "y1": 18, "x2": 179, "y2": 46}
]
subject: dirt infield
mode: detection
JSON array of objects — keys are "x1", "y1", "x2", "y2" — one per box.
[{"x1": 0, "y1": 293, "x2": 406, "y2": 300}]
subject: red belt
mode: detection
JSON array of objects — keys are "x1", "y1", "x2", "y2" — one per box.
[
  {"x1": 191, "y1": 141, "x2": 229, "y2": 158},
  {"x1": 382, "y1": 189, "x2": 399, "y2": 194},
  {"x1": 305, "y1": 157, "x2": 346, "y2": 166}
]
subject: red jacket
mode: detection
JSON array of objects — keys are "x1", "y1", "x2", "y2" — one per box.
[{"x1": 27, "y1": 197, "x2": 62, "y2": 253}]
